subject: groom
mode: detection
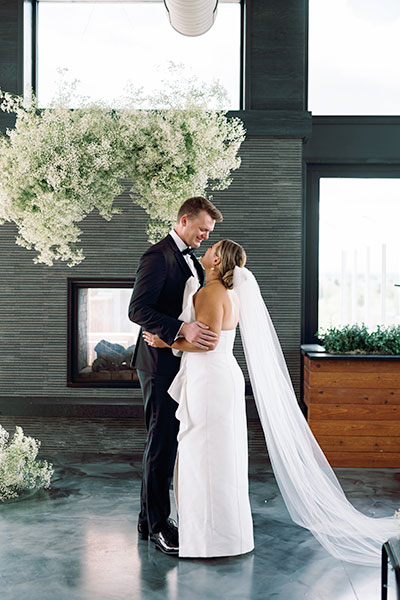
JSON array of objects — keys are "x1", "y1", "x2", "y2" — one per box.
[{"x1": 128, "y1": 196, "x2": 223, "y2": 554}]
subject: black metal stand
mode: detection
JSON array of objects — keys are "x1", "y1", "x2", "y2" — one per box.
[{"x1": 382, "y1": 538, "x2": 400, "y2": 600}]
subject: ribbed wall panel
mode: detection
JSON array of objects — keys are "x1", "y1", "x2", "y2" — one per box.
[
  {"x1": 0, "y1": 138, "x2": 303, "y2": 401},
  {"x1": 0, "y1": 415, "x2": 269, "y2": 459}
]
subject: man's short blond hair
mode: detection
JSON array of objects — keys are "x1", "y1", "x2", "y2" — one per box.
[{"x1": 177, "y1": 196, "x2": 223, "y2": 223}]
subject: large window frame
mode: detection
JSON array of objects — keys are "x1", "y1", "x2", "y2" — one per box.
[
  {"x1": 307, "y1": 0, "x2": 400, "y2": 117},
  {"x1": 24, "y1": 0, "x2": 245, "y2": 110},
  {"x1": 304, "y1": 4, "x2": 400, "y2": 349},
  {"x1": 303, "y1": 163, "x2": 400, "y2": 345}
]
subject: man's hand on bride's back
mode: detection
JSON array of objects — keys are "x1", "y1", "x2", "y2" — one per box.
[{"x1": 180, "y1": 322, "x2": 218, "y2": 350}]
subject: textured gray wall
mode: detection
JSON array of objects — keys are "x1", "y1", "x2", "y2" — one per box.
[
  {"x1": 0, "y1": 137, "x2": 303, "y2": 400},
  {"x1": 0, "y1": 0, "x2": 22, "y2": 95},
  {"x1": 247, "y1": 0, "x2": 307, "y2": 110}
]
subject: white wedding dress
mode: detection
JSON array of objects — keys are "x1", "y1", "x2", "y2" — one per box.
[
  {"x1": 168, "y1": 290, "x2": 254, "y2": 558},
  {"x1": 168, "y1": 267, "x2": 398, "y2": 565}
]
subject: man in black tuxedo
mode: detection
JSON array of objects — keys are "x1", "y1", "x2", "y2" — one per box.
[{"x1": 128, "y1": 196, "x2": 223, "y2": 554}]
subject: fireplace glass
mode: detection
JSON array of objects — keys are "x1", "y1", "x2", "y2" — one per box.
[{"x1": 69, "y1": 280, "x2": 140, "y2": 386}]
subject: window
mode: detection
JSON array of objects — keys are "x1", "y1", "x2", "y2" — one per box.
[
  {"x1": 308, "y1": 0, "x2": 400, "y2": 115},
  {"x1": 36, "y1": 0, "x2": 241, "y2": 109},
  {"x1": 23, "y1": 0, "x2": 33, "y2": 98},
  {"x1": 68, "y1": 279, "x2": 140, "y2": 386},
  {"x1": 318, "y1": 178, "x2": 400, "y2": 331}
]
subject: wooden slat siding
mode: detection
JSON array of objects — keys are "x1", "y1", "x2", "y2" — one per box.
[
  {"x1": 309, "y1": 405, "x2": 400, "y2": 420},
  {"x1": 308, "y1": 372, "x2": 400, "y2": 388},
  {"x1": 307, "y1": 358, "x2": 400, "y2": 373},
  {"x1": 315, "y1": 436, "x2": 400, "y2": 452},
  {"x1": 305, "y1": 352, "x2": 400, "y2": 466},
  {"x1": 0, "y1": 139, "x2": 303, "y2": 410},
  {"x1": 323, "y1": 452, "x2": 400, "y2": 468},
  {"x1": 304, "y1": 382, "x2": 400, "y2": 404},
  {"x1": 309, "y1": 421, "x2": 400, "y2": 437},
  {"x1": 303, "y1": 382, "x2": 309, "y2": 406}
]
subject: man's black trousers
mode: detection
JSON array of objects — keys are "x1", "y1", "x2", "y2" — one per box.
[{"x1": 137, "y1": 369, "x2": 180, "y2": 534}]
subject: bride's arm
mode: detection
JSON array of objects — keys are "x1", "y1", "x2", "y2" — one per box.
[
  {"x1": 143, "y1": 287, "x2": 224, "y2": 352},
  {"x1": 172, "y1": 287, "x2": 223, "y2": 352}
]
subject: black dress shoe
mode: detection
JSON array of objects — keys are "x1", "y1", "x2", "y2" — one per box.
[
  {"x1": 164, "y1": 518, "x2": 179, "y2": 546},
  {"x1": 137, "y1": 517, "x2": 178, "y2": 542},
  {"x1": 150, "y1": 529, "x2": 179, "y2": 555}
]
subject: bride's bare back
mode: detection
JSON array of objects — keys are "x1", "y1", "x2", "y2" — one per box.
[
  {"x1": 146, "y1": 280, "x2": 239, "y2": 353},
  {"x1": 193, "y1": 281, "x2": 239, "y2": 333}
]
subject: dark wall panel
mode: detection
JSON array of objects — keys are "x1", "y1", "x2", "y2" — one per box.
[
  {"x1": 247, "y1": 0, "x2": 307, "y2": 110},
  {"x1": 304, "y1": 117, "x2": 400, "y2": 164},
  {"x1": 0, "y1": 138, "x2": 303, "y2": 401},
  {"x1": 0, "y1": 0, "x2": 22, "y2": 94},
  {"x1": 0, "y1": 1, "x2": 306, "y2": 408}
]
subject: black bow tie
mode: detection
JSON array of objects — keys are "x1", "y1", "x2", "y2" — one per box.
[{"x1": 182, "y1": 247, "x2": 195, "y2": 257}]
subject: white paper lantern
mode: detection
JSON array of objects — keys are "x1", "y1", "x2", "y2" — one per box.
[{"x1": 164, "y1": 0, "x2": 219, "y2": 37}]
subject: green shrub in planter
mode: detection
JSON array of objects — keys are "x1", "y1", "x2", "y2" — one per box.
[{"x1": 316, "y1": 323, "x2": 400, "y2": 355}]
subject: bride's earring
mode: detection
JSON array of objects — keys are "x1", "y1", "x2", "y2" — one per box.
[{"x1": 210, "y1": 267, "x2": 215, "y2": 271}]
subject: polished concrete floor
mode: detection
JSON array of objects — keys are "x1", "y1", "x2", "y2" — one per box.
[{"x1": 0, "y1": 453, "x2": 399, "y2": 600}]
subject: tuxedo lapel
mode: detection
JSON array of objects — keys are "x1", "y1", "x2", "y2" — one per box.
[
  {"x1": 166, "y1": 235, "x2": 193, "y2": 280},
  {"x1": 166, "y1": 234, "x2": 204, "y2": 286},
  {"x1": 174, "y1": 248, "x2": 194, "y2": 280},
  {"x1": 191, "y1": 254, "x2": 205, "y2": 286}
]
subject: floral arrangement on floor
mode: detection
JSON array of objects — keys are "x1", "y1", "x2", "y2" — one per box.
[
  {"x1": 0, "y1": 67, "x2": 245, "y2": 266},
  {"x1": 0, "y1": 424, "x2": 54, "y2": 502},
  {"x1": 316, "y1": 323, "x2": 400, "y2": 355}
]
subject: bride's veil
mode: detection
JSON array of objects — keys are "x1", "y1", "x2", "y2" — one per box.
[{"x1": 233, "y1": 265, "x2": 398, "y2": 566}]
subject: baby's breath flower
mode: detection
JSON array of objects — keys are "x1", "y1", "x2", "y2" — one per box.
[
  {"x1": 0, "y1": 424, "x2": 54, "y2": 502},
  {"x1": 0, "y1": 66, "x2": 245, "y2": 263}
]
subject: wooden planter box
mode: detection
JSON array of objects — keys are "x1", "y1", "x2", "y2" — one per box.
[{"x1": 302, "y1": 345, "x2": 400, "y2": 468}]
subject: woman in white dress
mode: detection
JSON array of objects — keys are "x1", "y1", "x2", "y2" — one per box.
[
  {"x1": 144, "y1": 239, "x2": 253, "y2": 558},
  {"x1": 143, "y1": 239, "x2": 399, "y2": 565}
]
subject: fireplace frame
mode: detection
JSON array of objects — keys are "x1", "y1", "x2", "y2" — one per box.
[{"x1": 67, "y1": 277, "x2": 140, "y2": 388}]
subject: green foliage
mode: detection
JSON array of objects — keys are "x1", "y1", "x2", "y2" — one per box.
[
  {"x1": 316, "y1": 323, "x2": 400, "y2": 355},
  {"x1": 0, "y1": 425, "x2": 54, "y2": 501}
]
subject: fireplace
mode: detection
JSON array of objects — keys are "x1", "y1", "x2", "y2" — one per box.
[{"x1": 68, "y1": 278, "x2": 140, "y2": 387}]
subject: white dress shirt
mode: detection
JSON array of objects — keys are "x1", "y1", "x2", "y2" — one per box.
[
  {"x1": 169, "y1": 229, "x2": 201, "y2": 353},
  {"x1": 169, "y1": 229, "x2": 199, "y2": 281}
]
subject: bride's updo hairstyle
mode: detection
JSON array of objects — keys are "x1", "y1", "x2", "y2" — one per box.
[{"x1": 215, "y1": 240, "x2": 246, "y2": 290}]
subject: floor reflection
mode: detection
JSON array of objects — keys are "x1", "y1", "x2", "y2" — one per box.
[{"x1": 0, "y1": 453, "x2": 397, "y2": 600}]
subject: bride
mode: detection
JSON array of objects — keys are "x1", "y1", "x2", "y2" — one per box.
[{"x1": 143, "y1": 239, "x2": 398, "y2": 564}]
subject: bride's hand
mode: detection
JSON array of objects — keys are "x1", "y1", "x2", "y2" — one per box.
[{"x1": 142, "y1": 331, "x2": 168, "y2": 348}]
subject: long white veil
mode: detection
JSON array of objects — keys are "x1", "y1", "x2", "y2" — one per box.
[{"x1": 233, "y1": 266, "x2": 398, "y2": 566}]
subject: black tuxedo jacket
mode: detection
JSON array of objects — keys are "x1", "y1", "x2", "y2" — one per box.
[{"x1": 128, "y1": 234, "x2": 204, "y2": 375}]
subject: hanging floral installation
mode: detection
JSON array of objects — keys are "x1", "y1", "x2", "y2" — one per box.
[{"x1": 0, "y1": 68, "x2": 245, "y2": 266}]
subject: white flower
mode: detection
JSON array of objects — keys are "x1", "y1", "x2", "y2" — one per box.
[
  {"x1": 0, "y1": 67, "x2": 245, "y2": 264},
  {"x1": 0, "y1": 424, "x2": 54, "y2": 501}
]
